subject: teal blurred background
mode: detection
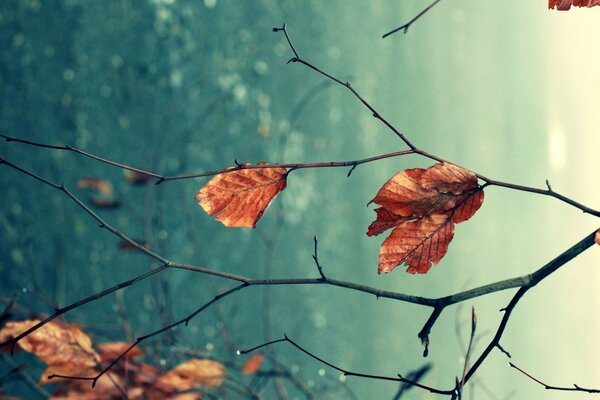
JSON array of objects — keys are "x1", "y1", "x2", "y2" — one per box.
[{"x1": 1, "y1": 1, "x2": 599, "y2": 398}]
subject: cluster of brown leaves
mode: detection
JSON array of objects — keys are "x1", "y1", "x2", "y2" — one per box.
[
  {"x1": 549, "y1": 0, "x2": 600, "y2": 9},
  {"x1": 367, "y1": 162, "x2": 484, "y2": 274},
  {"x1": 0, "y1": 320, "x2": 226, "y2": 399}
]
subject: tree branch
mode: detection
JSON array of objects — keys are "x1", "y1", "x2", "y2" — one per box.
[
  {"x1": 509, "y1": 361, "x2": 600, "y2": 394},
  {"x1": 1, "y1": 155, "x2": 598, "y2": 395},
  {"x1": 241, "y1": 335, "x2": 454, "y2": 396},
  {"x1": 382, "y1": 0, "x2": 445, "y2": 38}
]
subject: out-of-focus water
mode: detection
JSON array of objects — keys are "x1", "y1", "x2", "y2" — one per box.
[{"x1": 1, "y1": 1, "x2": 599, "y2": 399}]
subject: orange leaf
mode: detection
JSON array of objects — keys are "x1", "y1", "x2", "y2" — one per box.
[
  {"x1": 124, "y1": 170, "x2": 153, "y2": 185},
  {"x1": 595, "y1": 229, "x2": 600, "y2": 246},
  {"x1": 418, "y1": 162, "x2": 479, "y2": 194},
  {"x1": 158, "y1": 359, "x2": 225, "y2": 391},
  {"x1": 450, "y1": 189, "x2": 484, "y2": 224},
  {"x1": 549, "y1": 0, "x2": 600, "y2": 10},
  {"x1": 369, "y1": 162, "x2": 484, "y2": 274},
  {"x1": 195, "y1": 163, "x2": 287, "y2": 228},
  {"x1": 367, "y1": 207, "x2": 408, "y2": 237},
  {"x1": 369, "y1": 163, "x2": 480, "y2": 220},
  {"x1": 241, "y1": 353, "x2": 264, "y2": 375},
  {"x1": 378, "y1": 214, "x2": 454, "y2": 274},
  {"x1": 0, "y1": 320, "x2": 100, "y2": 383},
  {"x1": 77, "y1": 178, "x2": 113, "y2": 195},
  {"x1": 97, "y1": 341, "x2": 144, "y2": 362}
]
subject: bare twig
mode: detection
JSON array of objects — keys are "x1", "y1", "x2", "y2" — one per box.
[
  {"x1": 459, "y1": 307, "x2": 477, "y2": 390},
  {"x1": 241, "y1": 335, "x2": 454, "y2": 396},
  {"x1": 392, "y1": 364, "x2": 432, "y2": 400},
  {"x1": 382, "y1": 0, "x2": 445, "y2": 38},
  {"x1": 312, "y1": 236, "x2": 326, "y2": 280},
  {"x1": 509, "y1": 361, "x2": 600, "y2": 394}
]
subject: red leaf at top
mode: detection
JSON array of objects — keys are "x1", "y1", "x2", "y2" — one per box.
[
  {"x1": 196, "y1": 162, "x2": 287, "y2": 228},
  {"x1": 549, "y1": 0, "x2": 600, "y2": 9}
]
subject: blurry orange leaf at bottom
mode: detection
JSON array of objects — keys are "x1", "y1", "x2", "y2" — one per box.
[
  {"x1": 97, "y1": 341, "x2": 144, "y2": 362},
  {"x1": 241, "y1": 353, "x2": 264, "y2": 375},
  {"x1": 196, "y1": 162, "x2": 287, "y2": 228},
  {"x1": 595, "y1": 229, "x2": 600, "y2": 246},
  {"x1": 158, "y1": 359, "x2": 225, "y2": 391},
  {"x1": 549, "y1": 0, "x2": 600, "y2": 9},
  {"x1": 0, "y1": 319, "x2": 100, "y2": 383}
]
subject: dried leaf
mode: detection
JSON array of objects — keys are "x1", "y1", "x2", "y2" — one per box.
[
  {"x1": 77, "y1": 178, "x2": 113, "y2": 195},
  {"x1": 0, "y1": 320, "x2": 100, "y2": 383},
  {"x1": 124, "y1": 170, "x2": 153, "y2": 185},
  {"x1": 167, "y1": 393, "x2": 202, "y2": 400},
  {"x1": 196, "y1": 163, "x2": 287, "y2": 228},
  {"x1": 369, "y1": 163, "x2": 480, "y2": 219},
  {"x1": 158, "y1": 359, "x2": 225, "y2": 391},
  {"x1": 370, "y1": 168, "x2": 447, "y2": 217},
  {"x1": 378, "y1": 214, "x2": 454, "y2": 274},
  {"x1": 450, "y1": 189, "x2": 484, "y2": 224},
  {"x1": 241, "y1": 353, "x2": 264, "y2": 375},
  {"x1": 97, "y1": 341, "x2": 144, "y2": 362},
  {"x1": 595, "y1": 229, "x2": 600, "y2": 246},
  {"x1": 369, "y1": 162, "x2": 483, "y2": 274},
  {"x1": 418, "y1": 162, "x2": 478, "y2": 193},
  {"x1": 367, "y1": 207, "x2": 408, "y2": 237},
  {"x1": 549, "y1": 0, "x2": 600, "y2": 10}
]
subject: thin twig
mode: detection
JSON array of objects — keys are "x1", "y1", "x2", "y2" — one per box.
[
  {"x1": 4, "y1": 133, "x2": 599, "y2": 218},
  {"x1": 241, "y1": 335, "x2": 454, "y2": 395},
  {"x1": 509, "y1": 361, "x2": 600, "y2": 394},
  {"x1": 459, "y1": 307, "x2": 477, "y2": 390},
  {"x1": 312, "y1": 236, "x2": 326, "y2": 280},
  {"x1": 382, "y1": 0, "x2": 445, "y2": 38}
]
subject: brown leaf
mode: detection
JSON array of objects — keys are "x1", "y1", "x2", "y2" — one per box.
[
  {"x1": 97, "y1": 341, "x2": 144, "y2": 362},
  {"x1": 77, "y1": 178, "x2": 113, "y2": 195},
  {"x1": 124, "y1": 170, "x2": 153, "y2": 185},
  {"x1": 378, "y1": 214, "x2": 455, "y2": 274},
  {"x1": 167, "y1": 394, "x2": 202, "y2": 400},
  {"x1": 367, "y1": 207, "x2": 408, "y2": 237},
  {"x1": 450, "y1": 189, "x2": 484, "y2": 224},
  {"x1": 595, "y1": 229, "x2": 600, "y2": 246},
  {"x1": 418, "y1": 162, "x2": 479, "y2": 194},
  {"x1": 241, "y1": 353, "x2": 264, "y2": 375},
  {"x1": 369, "y1": 163, "x2": 479, "y2": 219},
  {"x1": 195, "y1": 163, "x2": 287, "y2": 228},
  {"x1": 158, "y1": 359, "x2": 225, "y2": 391},
  {"x1": 369, "y1": 162, "x2": 484, "y2": 274},
  {"x1": 0, "y1": 320, "x2": 100, "y2": 383}
]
